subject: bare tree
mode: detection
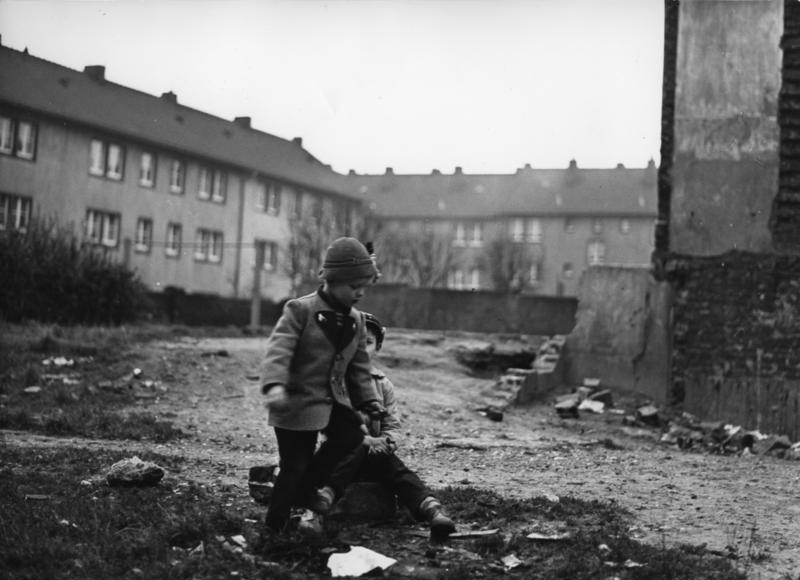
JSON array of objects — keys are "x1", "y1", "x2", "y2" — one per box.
[
  {"x1": 482, "y1": 232, "x2": 538, "y2": 293},
  {"x1": 283, "y1": 213, "x2": 335, "y2": 297},
  {"x1": 376, "y1": 225, "x2": 457, "y2": 288}
]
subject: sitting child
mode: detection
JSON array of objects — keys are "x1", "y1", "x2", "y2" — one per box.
[{"x1": 310, "y1": 313, "x2": 456, "y2": 540}]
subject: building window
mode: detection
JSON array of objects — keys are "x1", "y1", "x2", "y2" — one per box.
[
  {"x1": 454, "y1": 223, "x2": 466, "y2": 246},
  {"x1": 198, "y1": 167, "x2": 227, "y2": 203},
  {"x1": 89, "y1": 139, "x2": 125, "y2": 180},
  {"x1": 454, "y1": 222, "x2": 482, "y2": 247},
  {"x1": 562, "y1": 262, "x2": 574, "y2": 279},
  {"x1": 166, "y1": 222, "x2": 182, "y2": 257},
  {"x1": 262, "y1": 241, "x2": 278, "y2": 270},
  {"x1": 195, "y1": 229, "x2": 223, "y2": 263},
  {"x1": 470, "y1": 223, "x2": 483, "y2": 247},
  {"x1": 450, "y1": 269, "x2": 466, "y2": 290},
  {"x1": 619, "y1": 218, "x2": 631, "y2": 234},
  {"x1": 587, "y1": 241, "x2": 606, "y2": 265},
  {"x1": 212, "y1": 172, "x2": 227, "y2": 203},
  {"x1": 470, "y1": 268, "x2": 480, "y2": 289},
  {"x1": 256, "y1": 182, "x2": 282, "y2": 215},
  {"x1": 135, "y1": 218, "x2": 153, "y2": 253},
  {"x1": 564, "y1": 218, "x2": 576, "y2": 234},
  {"x1": 527, "y1": 219, "x2": 542, "y2": 243},
  {"x1": 139, "y1": 152, "x2": 156, "y2": 188},
  {"x1": 529, "y1": 263, "x2": 540, "y2": 286},
  {"x1": 0, "y1": 193, "x2": 32, "y2": 231},
  {"x1": 449, "y1": 269, "x2": 479, "y2": 290},
  {"x1": 592, "y1": 218, "x2": 604, "y2": 234},
  {"x1": 170, "y1": 159, "x2": 185, "y2": 194},
  {"x1": 0, "y1": 115, "x2": 37, "y2": 160},
  {"x1": 0, "y1": 117, "x2": 12, "y2": 154},
  {"x1": 510, "y1": 218, "x2": 525, "y2": 242},
  {"x1": 85, "y1": 209, "x2": 120, "y2": 248},
  {"x1": 198, "y1": 167, "x2": 211, "y2": 200}
]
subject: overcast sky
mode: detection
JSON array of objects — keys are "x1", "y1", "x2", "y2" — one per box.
[{"x1": 0, "y1": 0, "x2": 664, "y2": 175}]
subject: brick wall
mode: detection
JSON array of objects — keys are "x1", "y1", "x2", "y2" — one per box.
[
  {"x1": 667, "y1": 251, "x2": 800, "y2": 438},
  {"x1": 772, "y1": 0, "x2": 800, "y2": 250}
]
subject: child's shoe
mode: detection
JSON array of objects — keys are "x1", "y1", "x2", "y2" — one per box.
[
  {"x1": 308, "y1": 485, "x2": 336, "y2": 515},
  {"x1": 294, "y1": 508, "x2": 325, "y2": 541},
  {"x1": 418, "y1": 496, "x2": 456, "y2": 540}
]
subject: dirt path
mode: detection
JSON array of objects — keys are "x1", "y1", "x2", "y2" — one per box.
[{"x1": 5, "y1": 331, "x2": 799, "y2": 579}]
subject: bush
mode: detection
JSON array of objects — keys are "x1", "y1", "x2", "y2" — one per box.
[{"x1": 0, "y1": 218, "x2": 149, "y2": 324}]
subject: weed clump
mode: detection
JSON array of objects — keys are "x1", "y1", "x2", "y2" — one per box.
[{"x1": 0, "y1": 217, "x2": 149, "y2": 325}]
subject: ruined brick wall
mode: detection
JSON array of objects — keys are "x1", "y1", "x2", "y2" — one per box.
[
  {"x1": 655, "y1": 0, "x2": 679, "y2": 257},
  {"x1": 668, "y1": 251, "x2": 800, "y2": 438},
  {"x1": 772, "y1": 0, "x2": 800, "y2": 250},
  {"x1": 657, "y1": 1, "x2": 800, "y2": 438}
]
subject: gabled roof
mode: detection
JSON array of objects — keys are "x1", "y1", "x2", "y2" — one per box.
[
  {"x1": 0, "y1": 44, "x2": 356, "y2": 198},
  {"x1": 347, "y1": 164, "x2": 659, "y2": 219}
]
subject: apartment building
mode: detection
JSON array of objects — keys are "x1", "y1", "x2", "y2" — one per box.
[
  {"x1": 0, "y1": 43, "x2": 363, "y2": 302},
  {"x1": 349, "y1": 161, "x2": 657, "y2": 296},
  {"x1": 1, "y1": 41, "x2": 657, "y2": 301}
]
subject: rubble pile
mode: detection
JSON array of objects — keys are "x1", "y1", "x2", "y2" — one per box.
[{"x1": 553, "y1": 381, "x2": 800, "y2": 460}]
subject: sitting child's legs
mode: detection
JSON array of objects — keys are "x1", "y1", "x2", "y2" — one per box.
[{"x1": 305, "y1": 404, "x2": 365, "y2": 513}]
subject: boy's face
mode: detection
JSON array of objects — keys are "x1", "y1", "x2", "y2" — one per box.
[
  {"x1": 365, "y1": 330, "x2": 378, "y2": 357},
  {"x1": 325, "y1": 276, "x2": 372, "y2": 308}
]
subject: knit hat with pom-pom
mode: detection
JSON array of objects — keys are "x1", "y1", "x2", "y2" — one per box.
[{"x1": 319, "y1": 237, "x2": 379, "y2": 282}]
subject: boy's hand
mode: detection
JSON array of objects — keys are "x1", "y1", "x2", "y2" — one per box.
[
  {"x1": 363, "y1": 435, "x2": 392, "y2": 454},
  {"x1": 263, "y1": 384, "x2": 288, "y2": 410},
  {"x1": 358, "y1": 401, "x2": 387, "y2": 419}
]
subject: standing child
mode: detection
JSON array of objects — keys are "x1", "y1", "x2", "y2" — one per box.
[
  {"x1": 309, "y1": 313, "x2": 457, "y2": 541},
  {"x1": 260, "y1": 237, "x2": 385, "y2": 536}
]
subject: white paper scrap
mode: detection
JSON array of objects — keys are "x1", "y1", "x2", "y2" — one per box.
[{"x1": 327, "y1": 546, "x2": 397, "y2": 577}]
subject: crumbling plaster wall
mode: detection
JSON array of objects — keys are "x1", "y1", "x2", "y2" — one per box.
[
  {"x1": 565, "y1": 266, "x2": 671, "y2": 402},
  {"x1": 670, "y1": 0, "x2": 781, "y2": 255}
]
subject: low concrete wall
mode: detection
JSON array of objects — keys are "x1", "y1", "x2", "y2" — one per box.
[
  {"x1": 565, "y1": 265, "x2": 671, "y2": 401},
  {"x1": 146, "y1": 290, "x2": 286, "y2": 327},
  {"x1": 146, "y1": 285, "x2": 578, "y2": 336},
  {"x1": 359, "y1": 285, "x2": 577, "y2": 336}
]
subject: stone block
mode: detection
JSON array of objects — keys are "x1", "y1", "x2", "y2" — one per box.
[
  {"x1": 555, "y1": 397, "x2": 580, "y2": 419},
  {"x1": 588, "y1": 389, "x2": 614, "y2": 407}
]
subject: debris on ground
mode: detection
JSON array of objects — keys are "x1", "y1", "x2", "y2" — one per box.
[
  {"x1": 327, "y1": 546, "x2": 397, "y2": 577},
  {"x1": 476, "y1": 405, "x2": 504, "y2": 421},
  {"x1": 106, "y1": 456, "x2": 165, "y2": 486},
  {"x1": 635, "y1": 405, "x2": 660, "y2": 427},
  {"x1": 555, "y1": 396, "x2": 580, "y2": 419}
]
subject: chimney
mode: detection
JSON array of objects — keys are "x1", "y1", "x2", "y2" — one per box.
[
  {"x1": 293, "y1": 137, "x2": 303, "y2": 147},
  {"x1": 385, "y1": 167, "x2": 394, "y2": 175},
  {"x1": 233, "y1": 116, "x2": 251, "y2": 129},
  {"x1": 454, "y1": 166, "x2": 463, "y2": 175},
  {"x1": 565, "y1": 159, "x2": 580, "y2": 186},
  {"x1": 161, "y1": 91, "x2": 178, "y2": 104},
  {"x1": 83, "y1": 65, "x2": 105, "y2": 82}
]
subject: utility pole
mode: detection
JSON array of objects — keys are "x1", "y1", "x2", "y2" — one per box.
[{"x1": 250, "y1": 241, "x2": 264, "y2": 331}]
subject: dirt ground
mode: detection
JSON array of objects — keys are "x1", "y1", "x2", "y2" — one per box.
[{"x1": 5, "y1": 329, "x2": 800, "y2": 579}]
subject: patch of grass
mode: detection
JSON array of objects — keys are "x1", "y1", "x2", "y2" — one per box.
[
  {"x1": 1, "y1": 447, "x2": 748, "y2": 580},
  {"x1": 0, "y1": 446, "x2": 279, "y2": 580},
  {"x1": 0, "y1": 323, "x2": 185, "y2": 442}
]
